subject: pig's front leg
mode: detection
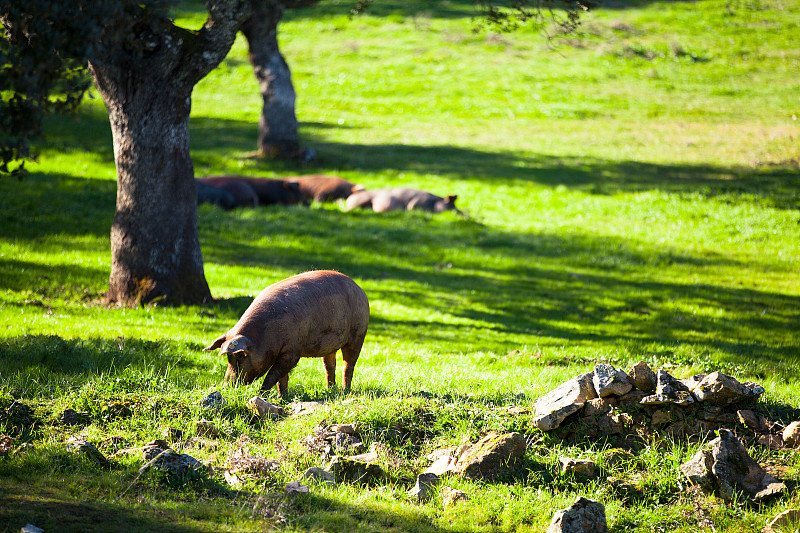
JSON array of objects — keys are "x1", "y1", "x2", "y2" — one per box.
[{"x1": 260, "y1": 354, "x2": 300, "y2": 398}]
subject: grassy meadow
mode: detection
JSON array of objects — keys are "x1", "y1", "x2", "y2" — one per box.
[{"x1": 1, "y1": 0, "x2": 800, "y2": 531}]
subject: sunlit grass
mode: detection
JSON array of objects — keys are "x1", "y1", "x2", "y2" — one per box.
[{"x1": 1, "y1": 0, "x2": 799, "y2": 530}]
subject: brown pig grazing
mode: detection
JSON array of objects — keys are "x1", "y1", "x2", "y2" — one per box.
[
  {"x1": 285, "y1": 175, "x2": 365, "y2": 203},
  {"x1": 203, "y1": 270, "x2": 369, "y2": 397}
]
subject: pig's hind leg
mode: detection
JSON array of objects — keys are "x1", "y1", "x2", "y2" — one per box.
[
  {"x1": 340, "y1": 338, "x2": 365, "y2": 390},
  {"x1": 323, "y1": 353, "x2": 337, "y2": 388}
]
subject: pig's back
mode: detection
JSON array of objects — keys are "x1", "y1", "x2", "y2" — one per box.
[{"x1": 236, "y1": 271, "x2": 368, "y2": 342}]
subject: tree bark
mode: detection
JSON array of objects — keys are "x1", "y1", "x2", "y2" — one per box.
[
  {"x1": 89, "y1": 4, "x2": 249, "y2": 306},
  {"x1": 241, "y1": 0, "x2": 307, "y2": 159}
]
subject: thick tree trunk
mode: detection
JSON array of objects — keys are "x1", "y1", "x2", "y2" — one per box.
[
  {"x1": 91, "y1": 63, "x2": 211, "y2": 306},
  {"x1": 241, "y1": 1, "x2": 305, "y2": 159},
  {"x1": 88, "y1": 4, "x2": 249, "y2": 306}
]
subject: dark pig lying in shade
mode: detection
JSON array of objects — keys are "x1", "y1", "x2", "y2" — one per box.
[{"x1": 204, "y1": 270, "x2": 370, "y2": 397}]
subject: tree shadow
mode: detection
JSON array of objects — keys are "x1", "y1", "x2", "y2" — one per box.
[
  {"x1": 0, "y1": 480, "x2": 236, "y2": 533},
  {"x1": 36, "y1": 107, "x2": 800, "y2": 212},
  {"x1": 0, "y1": 335, "x2": 206, "y2": 392},
  {"x1": 197, "y1": 204, "x2": 800, "y2": 375}
]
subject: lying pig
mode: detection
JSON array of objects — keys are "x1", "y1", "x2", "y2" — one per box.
[
  {"x1": 344, "y1": 187, "x2": 460, "y2": 214},
  {"x1": 200, "y1": 175, "x2": 304, "y2": 206},
  {"x1": 196, "y1": 180, "x2": 237, "y2": 210},
  {"x1": 203, "y1": 270, "x2": 369, "y2": 397},
  {"x1": 285, "y1": 175, "x2": 365, "y2": 203},
  {"x1": 196, "y1": 177, "x2": 259, "y2": 208},
  {"x1": 239, "y1": 177, "x2": 305, "y2": 206}
]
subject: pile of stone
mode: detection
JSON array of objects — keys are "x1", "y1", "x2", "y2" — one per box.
[{"x1": 533, "y1": 362, "x2": 778, "y2": 443}]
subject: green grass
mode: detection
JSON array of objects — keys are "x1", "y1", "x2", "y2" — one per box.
[{"x1": 2, "y1": 0, "x2": 800, "y2": 531}]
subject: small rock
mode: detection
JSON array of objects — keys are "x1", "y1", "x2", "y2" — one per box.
[
  {"x1": 408, "y1": 472, "x2": 439, "y2": 500},
  {"x1": 186, "y1": 437, "x2": 220, "y2": 450},
  {"x1": 681, "y1": 448, "x2": 716, "y2": 493},
  {"x1": 593, "y1": 364, "x2": 633, "y2": 398},
  {"x1": 284, "y1": 480, "x2": 309, "y2": 495},
  {"x1": 140, "y1": 447, "x2": 205, "y2": 477},
  {"x1": 764, "y1": 508, "x2": 800, "y2": 533},
  {"x1": 66, "y1": 438, "x2": 109, "y2": 467},
  {"x1": 782, "y1": 421, "x2": 800, "y2": 448},
  {"x1": 329, "y1": 423, "x2": 357, "y2": 434},
  {"x1": 145, "y1": 439, "x2": 169, "y2": 449},
  {"x1": 289, "y1": 401, "x2": 325, "y2": 416},
  {"x1": 350, "y1": 442, "x2": 380, "y2": 463},
  {"x1": 0, "y1": 435, "x2": 14, "y2": 457},
  {"x1": 426, "y1": 446, "x2": 457, "y2": 462},
  {"x1": 650, "y1": 409, "x2": 673, "y2": 426},
  {"x1": 223, "y1": 469, "x2": 242, "y2": 487},
  {"x1": 200, "y1": 391, "x2": 225, "y2": 410},
  {"x1": 247, "y1": 396, "x2": 286, "y2": 420},
  {"x1": 640, "y1": 371, "x2": 697, "y2": 406},
  {"x1": 21, "y1": 525, "x2": 44, "y2": 533},
  {"x1": 615, "y1": 389, "x2": 648, "y2": 407},
  {"x1": 692, "y1": 372, "x2": 762, "y2": 405},
  {"x1": 456, "y1": 432, "x2": 527, "y2": 481},
  {"x1": 424, "y1": 454, "x2": 456, "y2": 476},
  {"x1": 655, "y1": 369, "x2": 689, "y2": 397},
  {"x1": 744, "y1": 382, "x2": 766, "y2": 396},
  {"x1": 60, "y1": 408, "x2": 80, "y2": 426},
  {"x1": 736, "y1": 410, "x2": 762, "y2": 431},
  {"x1": 583, "y1": 397, "x2": 615, "y2": 417},
  {"x1": 559, "y1": 457, "x2": 596, "y2": 478},
  {"x1": 163, "y1": 427, "x2": 184, "y2": 442},
  {"x1": 328, "y1": 456, "x2": 384, "y2": 484},
  {"x1": 196, "y1": 420, "x2": 220, "y2": 438},
  {"x1": 546, "y1": 496, "x2": 608, "y2": 533},
  {"x1": 303, "y1": 466, "x2": 336, "y2": 485},
  {"x1": 640, "y1": 390, "x2": 695, "y2": 407},
  {"x1": 597, "y1": 412, "x2": 631, "y2": 435},
  {"x1": 758, "y1": 434, "x2": 784, "y2": 450},
  {"x1": 441, "y1": 486, "x2": 469, "y2": 507},
  {"x1": 679, "y1": 374, "x2": 707, "y2": 391},
  {"x1": 99, "y1": 436, "x2": 129, "y2": 450},
  {"x1": 698, "y1": 405, "x2": 725, "y2": 421},
  {"x1": 534, "y1": 372, "x2": 598, "y2": 431},
  {"x1": 627, "y1": 361, "x2": 656, "y2": 392},
  {"x1": 602, "y1": 448, "x2": 635, "y2": 470}
]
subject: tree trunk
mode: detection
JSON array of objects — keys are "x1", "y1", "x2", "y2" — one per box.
[
  {"x1": 241, "y1": 1, "x2": 304, "y2": 159},
  {"x1": 91, "y1": 63, "x2": 211, "y2": 306},
  {"x1": 89, "y1": 4, "x2": 249, "y2": 306}
]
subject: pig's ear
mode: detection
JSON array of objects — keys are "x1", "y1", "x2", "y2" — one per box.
[
  {"x1": 203, "y1": 334, "x2": 226, "y2": 351},
  {"x1": 446, "y1": 195, "x2": 458, "y2": 204},
  {"x1": 229, "y1": 335, "x2": 253, "y2": 357}
]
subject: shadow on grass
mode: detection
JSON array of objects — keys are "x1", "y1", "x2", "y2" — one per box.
[
  {"x1": 36, "y1": 109, "x2": 800, "y2": 210},
  {"x1": 0, "y1": 259, "x2": 107, "y2": 297},
  {"x1": 196, "y1": 203, "x2": 800, "y2": 373},
  {"x1": 290, "y1": 492, "x2": 470, "y2": 533},
  {"x1": 0, "y1": 335, "x2": 205, "y2": 394},
  {"x1": 0, "y1": 479, "x2": 231, "y2": 533}
]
